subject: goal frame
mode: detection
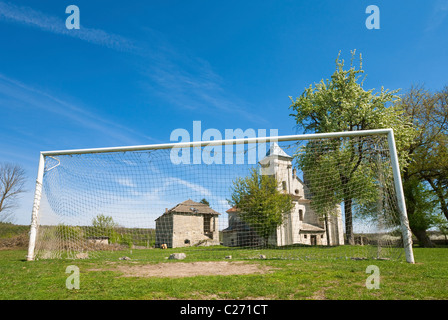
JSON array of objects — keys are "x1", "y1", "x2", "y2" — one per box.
[{"x1": 26, "y1": 128, "x2": 415, "y2": 263}]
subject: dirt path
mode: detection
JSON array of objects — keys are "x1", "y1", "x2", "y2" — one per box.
[{"x1": 94, "y1": 261, "x2": 273, "y2": 278}]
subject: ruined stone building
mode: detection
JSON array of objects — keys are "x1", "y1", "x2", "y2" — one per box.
[{"x1": 155, "y1": 199, "x2": 220, "y2": 248}]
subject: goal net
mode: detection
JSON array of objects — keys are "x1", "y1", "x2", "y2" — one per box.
[{"x1": 27, "y1": 129, "x2": 414, "y2": 262}]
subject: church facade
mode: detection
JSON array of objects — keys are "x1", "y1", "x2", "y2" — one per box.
[{"x1": 222, "y1": 143, "x2": 344, "y2": 247}]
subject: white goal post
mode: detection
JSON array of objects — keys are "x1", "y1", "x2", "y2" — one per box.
[{"x1": 26, "y1": 128, "x2": 415, "y2": 263}]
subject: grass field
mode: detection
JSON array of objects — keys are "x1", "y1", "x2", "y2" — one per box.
[{"x1": 0, "y1": 246, "x2": 447, "y2": 300}]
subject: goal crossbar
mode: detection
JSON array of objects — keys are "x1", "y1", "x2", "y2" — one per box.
[{"x1": 40, "y1": 128, "x2": 394, "y2": 156}]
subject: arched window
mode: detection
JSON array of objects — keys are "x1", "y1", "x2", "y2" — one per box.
[{"x1": 299, "y1": 209, "x2": 303, "y2": 221}]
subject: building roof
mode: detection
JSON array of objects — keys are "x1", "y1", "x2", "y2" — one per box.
[
  {"x1": 264, "y1": 142, "x2": 293, "y2": 159},
  {"x1": 162, "y1": 199, "x2": 221, "y2": 216},
  {"x1": 300, "y1": 223, "x2": 325, "y2": 233},
  {"x1": 226, "y1": 206, "x2": 239, "y2": 213}
]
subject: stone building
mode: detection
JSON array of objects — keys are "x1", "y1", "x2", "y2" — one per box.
[
  {"x1": 222, "y1": 143, "x2": 344, "y2": 247},
  {"x1": 155, "y1": 199, "x2": 220, "y2": 248}
]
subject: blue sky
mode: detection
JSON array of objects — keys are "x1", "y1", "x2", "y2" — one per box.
[{"x1": 1, "y1": 0, "x2": 447, "y2": 225}]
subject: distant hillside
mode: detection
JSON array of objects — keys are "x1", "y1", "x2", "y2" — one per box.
[
  {"x1": 0, "y1": 223, "x2": 29, "y2": 249},
  {"x1": 0, "y1": 222, "x2": 29, "y2": 238}
]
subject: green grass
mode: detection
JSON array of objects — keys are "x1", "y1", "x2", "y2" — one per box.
[{"x1": 0, "y1": 246, "x2": 447, "y2": 300}]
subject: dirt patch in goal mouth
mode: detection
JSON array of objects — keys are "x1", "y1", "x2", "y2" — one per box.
[{"x1": 107, "y1": 261, "x2": 273, "y2": 278}]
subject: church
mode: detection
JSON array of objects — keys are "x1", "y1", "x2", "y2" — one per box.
[{"x1": 222, "y1": 143, "x2": 345, "y2": 247}]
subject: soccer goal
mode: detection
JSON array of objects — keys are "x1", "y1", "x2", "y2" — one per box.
[{"x1": 26, "y1": 128, "x2": 415, "y2": 263}]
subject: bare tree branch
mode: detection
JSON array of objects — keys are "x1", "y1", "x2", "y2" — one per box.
[{"x1": 0, "y1": 163, "x2": 27, "y2": 222}]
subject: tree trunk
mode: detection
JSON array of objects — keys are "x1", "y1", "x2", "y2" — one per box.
[
  {"x1": 344, "y1": 198, "x2": 354, "y2": 245},
  {"x1": 264, "y1": 236, "x2": 270, "y2": 248},
  {"x1": 324, "y1": 213, "x2": 331, "y2": 246},
  {"x1": 411, "y1": 227, "x2": 435, "y2": 248},
  {"x1": 426, "y1": 178, "x2": 448, "y2": 221},
  {"x1": 340, "y1": 173, "x2": 355, "y2": 246}
]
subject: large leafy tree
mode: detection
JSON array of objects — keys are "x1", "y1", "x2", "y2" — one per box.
[
  {"x1": 289, "y1": 51, "x2": 415, "y2": 245},
  {"x1": 228, "y1": 167, "x2": 294, "y2": 246},
  {"x1": 403, "y1": 176, "x2": 440, "y2": 247},
  {"x1": 397, "y1": 85, "x2": 448, "y2": 246},
  {"x1": 295, "y1": 138, "x2": 382, "y2": 239}
]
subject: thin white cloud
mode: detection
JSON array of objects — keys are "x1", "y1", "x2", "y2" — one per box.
[
  {"x1": 140, "y1": 47, "x2": 268, "y2": 124},
  {"x1": 426, "y1": 0, "x2": 448, "y2": 31},
  {"x1": 153, "y1": 177, "x2": 212, "y2": 198},
  {"x1": 116, "y1": 178, "x2": 136, "y2": 188},
  {"x1": 0, "y1": 1, "x2": 268, "y2": 131},
  {"x1": 0, "y1": 1, "x2": 136, "y2": 52},
  {"x1": 0, "y1": 73, "x2": 153, "y2": 146}
]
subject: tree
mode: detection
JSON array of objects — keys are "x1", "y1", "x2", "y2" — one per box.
[
  {"x1": 403, "y1": 176, "x2": 439, "y2": 247},
  {"x1": 199, "y1": 198, "x2": 210, "y2": 207},
  {"x1": 289, "y1": 51, "x2": 415, "y2": 245},
  {"x1": 228, "y1": 167, "x2": 294, "y2": 246},
  {"x1": 296, "y1": 138, "x2": 383, "y2": 239},
  {"x1": 92, "y1": 214, "x2": 117, "y2": 230},
  {"x1": 433, "y1": 214, "x2": 448, "y2": 245},
  {"x1": 0, "y1": 163, "x2": 26, "y2": 223},
  {"x1": 397, "y1": 85, "x2": 448, "y2": 246},
  {"x1": 91, "y1": 214, "x2": 119, "y2": 242}
]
